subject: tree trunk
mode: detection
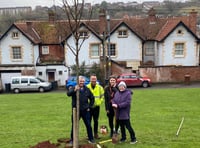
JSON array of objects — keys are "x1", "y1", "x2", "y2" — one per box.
[{"x1": 73, "y1": 108, "x2": 78, "y2": 148}]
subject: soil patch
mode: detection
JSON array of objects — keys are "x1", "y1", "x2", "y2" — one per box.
[{"x1": 30, "y1": 138, "x2": 103, "y2": 148}]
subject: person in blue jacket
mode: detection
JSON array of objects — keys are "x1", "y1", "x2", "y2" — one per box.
[
  {"x1": 112, "y1": 81, "x2": 137, "y2": 144},
  {"x1": 67, "y1": 75, "x2": 95, "y2": 144}
]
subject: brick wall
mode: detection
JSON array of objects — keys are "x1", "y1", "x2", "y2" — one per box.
[
  {"x1": 111, "y1": 61, "x2": 132, "y2": 76},
  {"x1": 139, "y1": 66, "x2": 200, "y2": 83}
]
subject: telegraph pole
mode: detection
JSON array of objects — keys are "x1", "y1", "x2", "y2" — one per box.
[{"x1": 106, "y1": 14, "x2": 111, "y2": 78}]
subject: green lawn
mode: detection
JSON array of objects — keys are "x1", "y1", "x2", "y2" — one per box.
[{"x1": 0, "y1": 88, "x2": 200, "y2": 148}]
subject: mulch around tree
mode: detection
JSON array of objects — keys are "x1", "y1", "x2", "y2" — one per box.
[{"x1": 29, "y1": 138, "x2": 104, "y2": 148}]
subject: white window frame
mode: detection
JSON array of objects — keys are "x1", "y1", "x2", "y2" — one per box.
[
  {"x1": 42, "y1": 46, "x2": 49, "y2": 55},
  {"x1": 174, "y1": 42, "x2": 185, "y2": 58},
  {"x1": 12, "y1": 32, "x2": 19, "y2": 39},
  {"x1": 90, "y1": 44, "x2": 100, "y2": 58},
  {"x1": 79, "y1": 30, "x2": 89, "y2": 38},
  {"x1": 118, "y1": 29, "x2": 128, "y2": 38},
  {"x1": 145, "y1": 42, "x2": 154, "y2": 56},
  {"x1": 12, "y1": 46, "x2": 22, "y2": 59},
  {"x1": 107, "y1": 43, "x2": 116, "y2": 57}
]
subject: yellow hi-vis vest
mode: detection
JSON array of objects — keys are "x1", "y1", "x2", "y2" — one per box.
[{"x1": 87, "y1": 83, "x2": 104, "y2": 106}]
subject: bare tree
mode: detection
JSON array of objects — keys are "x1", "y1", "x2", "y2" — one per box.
[{"x1": 61, "y1": 0, "x2": 93, "y2": 147}]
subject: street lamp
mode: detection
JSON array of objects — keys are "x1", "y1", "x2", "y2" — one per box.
[{"x1": 106, "y1": 14, "x2": 111, "y2": 78}]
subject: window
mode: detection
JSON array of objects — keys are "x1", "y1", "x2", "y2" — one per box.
[
  {"x1": 12, "y1": 78, "x2": 20, "y2": 84},
  {"x1": 42, "y1": 46, "x2": 49, "y2": 55},
  {"x1": 59, "y1": 71, "x2": 63, "y2": 75},
  {"x1": 107, "y1": 44, "x2": 116, "y2": 56},
  {"x1": 90, "y1": 44, "x2": 100, "y2": 57},
  {"x1": 12, "y1": 47, "x2": 22, "y2": 59},
  {"x1": 174, "y1": 43, "x2": 184, "y2": 57},
  {"x1": 145, "y1": 42, "x2": 154, "y2": 55},
  {"x1": 118, "y1": 30, "x2": 128, "y2": 38},
  {"x1": 30, "y1": 78, "x2": 38, "y2": 84},
  {"x1": 177, "y1": 29, "x2": 183, "y2": 35},
  {"x1": 21, "y1": 78, "x2": 28, "y2": 84},
  {"x1": 38, "y1": 72, "x2": 42, "y2": 76},
  {"x1": 79, "y1": 30, "x2": 88, "y2": 38},
  {"x1": 12, "y1": 32, "x2": 19, "y2": 39},
  {"x1": 130, "y1": 75, "x2": 137, "y2": 79}
]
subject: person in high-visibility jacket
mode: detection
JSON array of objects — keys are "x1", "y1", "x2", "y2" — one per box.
[{"x1": 87, "y1": 74, "x2": 104, "y2": 139}]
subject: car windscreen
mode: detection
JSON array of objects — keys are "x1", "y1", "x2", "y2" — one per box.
[{"x1": 36, "y1": 77, "x2": 45, "y2": 82}]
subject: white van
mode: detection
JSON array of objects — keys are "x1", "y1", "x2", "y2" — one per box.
[{"x1": 11, "y1": 76, "x2": 52, "y2": 93}]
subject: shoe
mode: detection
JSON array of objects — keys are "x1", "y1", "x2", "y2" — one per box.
[
  {"x1": 88, "y1": 139, "x2": 96, "y2": 144},
  {"x1": 69, "y1": 139, "x2": 73, "y2": 145},
  {"x1": 94, "y1": 134, "x2": 100, "y2": 139},
  {"x1": 119, "y1": 138, "x2": 126, "y2": 143},
  {"x1": 130, "y1": 139, "x2": 137, "y2": 144}
]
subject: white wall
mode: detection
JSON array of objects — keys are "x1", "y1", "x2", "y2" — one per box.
[
  {"x1": 0, "y1": 27, "x2": 38, "y2": 65},
  {"x1": 157, "y1": 25, "x2": 198, "y2": 66},
  {"x1": 1, "y1": 72, "x2": 21, "y2": 90},
  {"x1": 65, "y1": 28, "x2": 101, "y2": 67},
  {"x1": 110, "y1": 25, "x2": 142, "y2": 62},
  {"x1": 36, "y1": 65, "x2": 69, "y2": 86},
  {"x1": 65, "y1": 25, "x2": 143, "y2": 68}
]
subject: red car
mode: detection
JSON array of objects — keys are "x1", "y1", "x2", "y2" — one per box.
[{"x1": 116, "y1": 73, "x2": 152, "y2": 88}]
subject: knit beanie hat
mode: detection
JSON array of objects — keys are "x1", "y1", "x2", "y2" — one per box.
[{"x1": 118, "y1": 81, "x2": 126, "y2": 88}]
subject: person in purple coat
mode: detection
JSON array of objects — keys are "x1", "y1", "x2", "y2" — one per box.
[{"x1": 112, "y1": 81, "x2": 137, "y2": 144}]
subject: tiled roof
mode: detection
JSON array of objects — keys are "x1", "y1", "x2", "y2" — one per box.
[
  {"x1": 12, "y1": 9, "x2": 198, "y2": 44},
  {"x1": 156, "y1": 16, "x2": 198, "y2": 41},
  {"x1": 14, "y1": 22, "x2": 41, "y2": 44},
  {"x1": 124, "y1": 16, "x2": 167, "y2": 40},
  {"x1": 15, "y1": 21, "x2": 72, "y2": 44}
]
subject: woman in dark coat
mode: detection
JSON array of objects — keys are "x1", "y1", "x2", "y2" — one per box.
[{"x1": 104, "y1": 76, "x2": 118, "y2": 137}]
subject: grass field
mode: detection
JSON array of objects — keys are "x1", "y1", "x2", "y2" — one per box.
[{"x1": 0, "y1": 88, "x2": 200, "y2": 148}]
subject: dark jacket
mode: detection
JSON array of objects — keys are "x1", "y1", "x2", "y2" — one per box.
[
  {"x1": 104, "y1": 85, "x2": 118, "y2": 111},
  {"x1": 67, "y1": 85, "x2": 94, "y2": 111},
  {"x1": 112, "y1": 89, "x2": 132, "y2": 120}
]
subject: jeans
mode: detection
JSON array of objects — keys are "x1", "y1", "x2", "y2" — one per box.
[{"x1": 71, "y1": 109, "x2": 94, "y2": 141}]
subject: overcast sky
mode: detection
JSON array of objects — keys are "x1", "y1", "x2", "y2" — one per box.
[{"x1": 0, "y1": 0, "x2": 167, "y2": 9}]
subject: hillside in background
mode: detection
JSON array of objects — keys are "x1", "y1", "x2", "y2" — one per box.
[{"x1": 0, "y1": 0, "x2": 200, "y2": 35}]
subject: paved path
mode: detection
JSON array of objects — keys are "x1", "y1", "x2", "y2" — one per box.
[{"x1": 142, "y1": 82, "x2": 200, "y2": 89}]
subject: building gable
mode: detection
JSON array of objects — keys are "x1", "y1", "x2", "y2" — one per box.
[{"x1": 157, "y1": 21, "x2": 199, "y2": 42}]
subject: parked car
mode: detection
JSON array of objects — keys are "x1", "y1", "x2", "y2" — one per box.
[
  {"x1": 11, "y1": 76, "x2": 52, "y2": 93},
  {"x1": 66, "y1": 76, "x2": 90, "y2": 89},
  {"x1": 66, "y1": 76, "x2": 100, "y2": 89},
  {"x1": 116, "y1": 73, "x2": 152, "y2": 88}
]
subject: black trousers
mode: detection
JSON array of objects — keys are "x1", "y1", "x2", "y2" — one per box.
[
  {"x1": 107, "y1": 106, "x2": 119, "y2": 134},
  {"x1": 118, "y1": 119, "x2": 136, "y2": 141},
  {"x1": 90, "y1": 106, "x2": 100, "y2": 135}
]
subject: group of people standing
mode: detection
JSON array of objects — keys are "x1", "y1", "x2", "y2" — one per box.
[{"x1": 67, "y1": 74, "x2": 137, "y2": 145}]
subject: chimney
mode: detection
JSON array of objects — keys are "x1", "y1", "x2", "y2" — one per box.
[
  {"x1": 99, "y1": 9, "x2": 107, "y2": 35},
  {"x1": 26, "y1": 21, "x2": 33, "y2": 31},
  {"x1": 148, "y1": 8, "x2": 156, "y2": 24},
  {"x1": 48, "y1": 10, "x2": 56, "y2": 23},
  {"x1": 189, "y1": 9, "x2": 197, "y2": 33}
]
